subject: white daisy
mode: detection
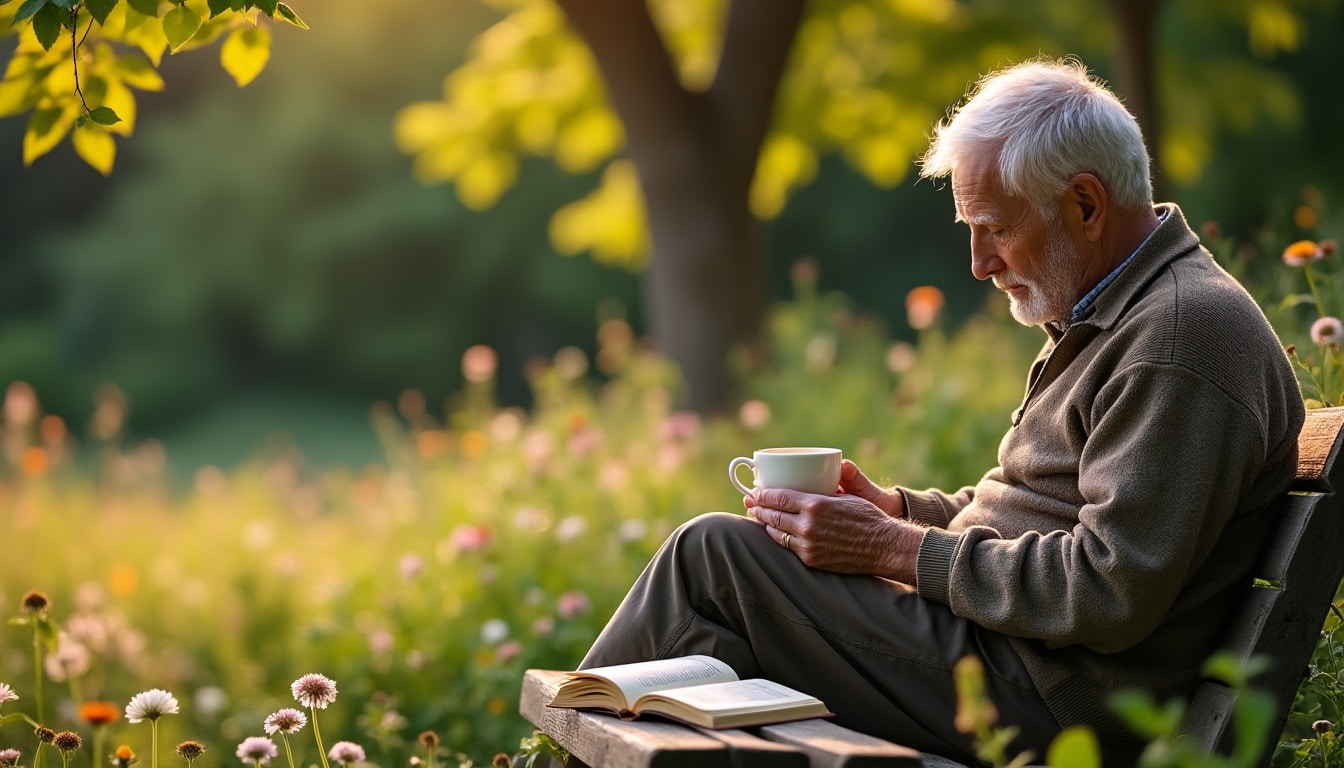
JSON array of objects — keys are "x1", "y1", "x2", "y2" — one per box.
[{"x1": 125, "y1": 689, "x2": 179, "y2": 723}]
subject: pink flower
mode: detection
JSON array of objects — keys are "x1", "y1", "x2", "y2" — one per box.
[
  {"x1": 450, "y1": 524, "x2": 491, "y2": 553},
  {"x1": 0, "y1": 682, "x2": 17, "y2": 706},
  {"x1": 739, "y1": 400, "x2": 771, "y2": 430},
  {"x1": 290, "y1": 674, "x2": 338, "y2": 709},
  {"x1": 461, "y1": 345, "x2": 498, "y2": 383},
  {"x1": 557, "y1": 591, "x2": 590, "y2": 619},
  {"x1": 398, "y1": 554, "x2": 424, "y2": 580},
  {"x1": 263, "y1": 709, "x2": 307, "y2": 735},
  {"x1": 1311, "y1": 317, "x2": 1344, "y2": 347},
  {"x1": 235, "y1": 737, "x2": 277, "y2": 765},
  {"x1": 327, "y1": 742, "x2": 365, "y2": 766},
  {"x1": 496, "y1": 640, "x2": 522, "y2": 663}
]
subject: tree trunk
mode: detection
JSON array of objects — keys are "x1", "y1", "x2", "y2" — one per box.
[
  {"x1": 553, "y1": 0, "x2": 805, "y2": 413},
  {"x1": 1106, "y1": 0, "x2": 1166, "y2": 200}
]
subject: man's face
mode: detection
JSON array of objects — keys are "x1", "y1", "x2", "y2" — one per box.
[{"x1": 951, "y1": 148, "x2": 1086, "y2": 326}]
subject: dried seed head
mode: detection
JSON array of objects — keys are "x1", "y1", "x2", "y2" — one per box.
[
  {"x1": 52, "y1": 732, "x2": 82, "y2": 753},
  {"x1": 21, "y1": 591, "x2": 49, "y2": 614},
  {"x1": 417, "y1": 732, "x2": 438, "y2": 750},
  {"x1": 35, "y1": 727, "x2": 56, "y2": 744},
  {"x1": 175, "y1": 742, "x2": 205, "y2": 761}
]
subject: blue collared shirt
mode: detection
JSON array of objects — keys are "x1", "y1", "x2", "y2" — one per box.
[{"x1": 1059, "y1": 209, "x2": 1167, "y2": 329}]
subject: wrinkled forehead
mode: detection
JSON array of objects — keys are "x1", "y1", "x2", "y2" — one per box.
[{"x1": 950, "y1": 148, "x2": 1015, "y2": 223}]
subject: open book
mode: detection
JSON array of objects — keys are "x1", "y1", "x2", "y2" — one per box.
[{"x1": 546, "y1": 655, "x2": 833, "y2": 729}]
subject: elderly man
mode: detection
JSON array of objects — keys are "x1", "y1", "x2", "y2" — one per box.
[{"x1": 578, "y1": 58, "x2": 1304, "y2": 764}]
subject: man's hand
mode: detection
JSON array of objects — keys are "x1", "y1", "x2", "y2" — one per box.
[
  {"x1": 744, "y1": 461, "x2": 921, "y2": 583},
  {"x1": 835, "y1": 460, "x2": 905, "y2": 518}
]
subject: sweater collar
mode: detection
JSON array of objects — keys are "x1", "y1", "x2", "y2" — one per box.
[{"x1": 1061, "y1": 202, "x2": 1200, "y2": 333}]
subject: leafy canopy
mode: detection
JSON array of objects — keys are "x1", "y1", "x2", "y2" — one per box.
[{"x1": 0, "y1": 0, "x2": 306, "y2": 174}]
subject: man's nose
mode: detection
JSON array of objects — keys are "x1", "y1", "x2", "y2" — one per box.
[{"x1": 969, "y1": 233, "x2": 1002, "y2": 281}]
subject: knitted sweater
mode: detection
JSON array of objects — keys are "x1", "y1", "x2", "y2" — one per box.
[{"x1": 905, "y1": 204, "x2": 1305, "y2": 759}]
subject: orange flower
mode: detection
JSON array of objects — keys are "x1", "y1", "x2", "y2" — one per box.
[
  {"x1": 1294, "y1": 205, "x2": 1319, "y2": 230},
  {"x1": 19, "y1": 447, "x2": 47, "y2": 477},
  {"x1": 1283, "y1": 239, "x2": 1324, "y2": 267},
  {"x1": 460, "y1": 430, "x2": 488, "y2": 457},
  {"x1": 905, "y1": 286, "x2": 946, "y2": 330},
  {"x1": 80, "y1": 701, "x2": 120, "y2": 726}
]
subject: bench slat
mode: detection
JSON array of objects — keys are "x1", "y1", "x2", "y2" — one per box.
[{"x1": 757, "y1": 720, "x2": 922, "y2": 768}]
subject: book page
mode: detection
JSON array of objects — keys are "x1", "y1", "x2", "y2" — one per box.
[
  {"x1": 579, "y1": 655, "x2": 738, "y2": 704},
  {"x1": 640, "y1": 678, "x2": 821, "y2": 715}
]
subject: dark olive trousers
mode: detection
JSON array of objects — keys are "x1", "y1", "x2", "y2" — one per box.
[{"x1": 580, "y1": 512, "x2": 1061, "y2": 765}]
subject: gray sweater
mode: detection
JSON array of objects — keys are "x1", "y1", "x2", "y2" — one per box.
[{"x1": 904, "y1": 204, "x2": 1304, "y2": 759}]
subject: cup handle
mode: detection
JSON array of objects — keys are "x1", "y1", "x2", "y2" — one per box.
[{"x1": 729, "y1": 457, "x2": 755, "y2": 495}]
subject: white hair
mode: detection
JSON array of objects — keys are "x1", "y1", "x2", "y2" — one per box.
[{"x1": 919, "y1": 57, "x2": 1153, "y2": 215}]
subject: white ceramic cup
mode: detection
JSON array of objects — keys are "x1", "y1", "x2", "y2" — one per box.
[{"x1": 728, "y1": 447, "x2": 843, "y2": 496}]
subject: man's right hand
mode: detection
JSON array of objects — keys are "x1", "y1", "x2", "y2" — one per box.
[{"x1": 837, "y1": 460, "x2": 905, "y2": 519}]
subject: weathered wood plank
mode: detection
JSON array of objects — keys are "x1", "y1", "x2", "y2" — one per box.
[
  {"x1": 694, "y1": 726, "x2": 810, "y2": 768},
  {"x1": 758, "y1": 719, "x2": 922, "y2": 768}
]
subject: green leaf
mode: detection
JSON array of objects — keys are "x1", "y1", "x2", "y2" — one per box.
[
  {"x1": 1107, "y1": 690, "x2": 1183, "y2": 740},
  {"x1": 205, "y1": 0, "x2": 228, "y2": 18},
  {"x1": 11, "y1": 0, "x2": 48, "y2": 24},
  {"x1": 1045, "y1": 727, "x2": 1101, "y2": 768},
  {"x1": 274, "y1": 2, "x2": 305, "y2": 28},
  {"x1": 31, "y1": 1, "x2": 62, "y2": 49},
  {"x1": 228, "y1": 0, "x2": 242, "y2": 11},
  {"x1": 50, "y1": 0, "x2": 75, "y2": 9},
  {"x1": 1231, "y1": 690, "x2": 1276, "y2": 767},
  {"x1": 125, "y1": 0, "x2": 156, "y2": 17},
  {"x1": 36, "y1": 615, "x2": 58, "y2": 642},
  {"x1": 253, "y1": 0, "x2": 273, "y2": 14},
  {"x1": 85, "y1": 0, "x2": 117, "y2": 24},
  {"x1": 87, "y1": 105, "x2": 120, "y2": 125},
  {"x1": 161, "y1": 3, "x2": 200, "y2": 50}
]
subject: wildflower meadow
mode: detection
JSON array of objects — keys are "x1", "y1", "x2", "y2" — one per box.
[{"x1": 4, "y1": 192, "x2": 1344, "y2": 768}]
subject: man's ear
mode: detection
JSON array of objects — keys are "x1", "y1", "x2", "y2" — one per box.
[{"x1": 1065, "y1": 173, "x2": 1107, "y2": 242}]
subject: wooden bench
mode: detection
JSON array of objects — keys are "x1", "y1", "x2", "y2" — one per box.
[{"x1": 519, "y1": 407, "x2": 1344, "y2": 767}]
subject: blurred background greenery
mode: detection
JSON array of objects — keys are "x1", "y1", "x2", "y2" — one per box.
[
  {"x1": 3, "y1": 1, "x2": 1344, "y2": 765},
  {"x1": 1, "y1": 0, "x2": 1340, "y2": 475}
]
